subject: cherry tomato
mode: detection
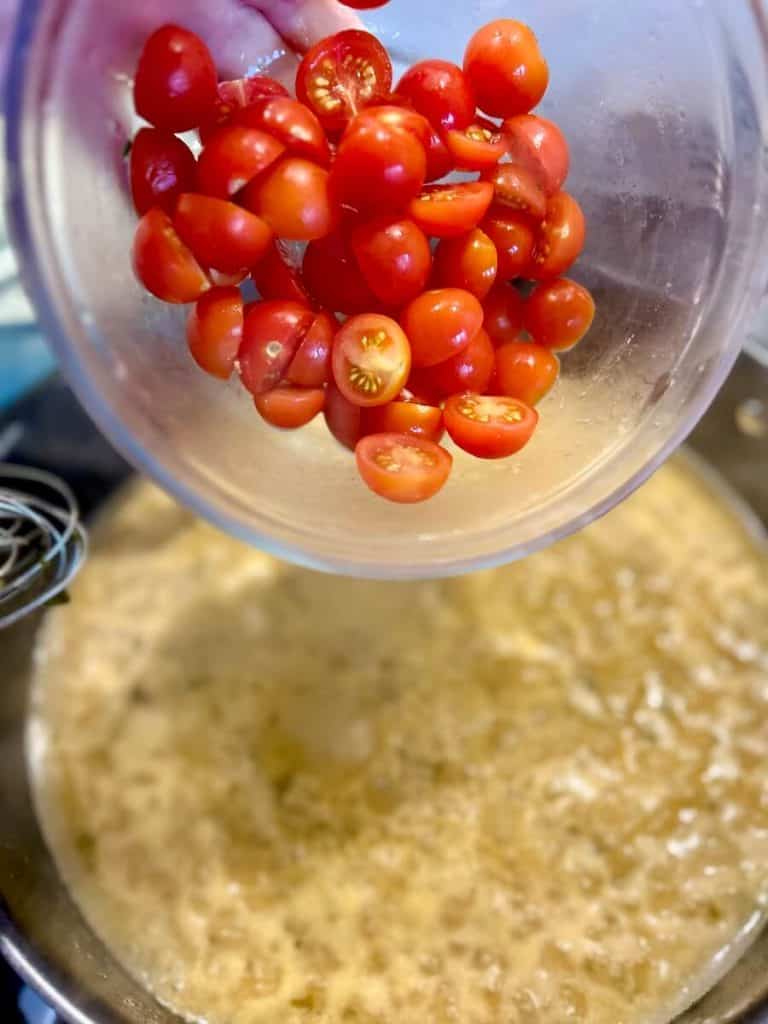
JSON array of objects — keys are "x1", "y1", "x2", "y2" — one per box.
[
  {"x1": 209, "y1": 268, "x2": 249, "y2": 287},
  {"x1": 423, "y1": 326, "x2": 495, "y2": 398},
  {"x1": 494, "y1": 341, "x2": 559, "y2": 405},
  {"x1": 303, "y1": 230, "x2": 382, "y2": 314},
  {"x1": 129, "y1": 128, "x2": 196, "y2": 216},
  {"x1": 238, "y1": 300, "x2": 314, "y2": 396},
  {"x1": 235, "y1": 97, "x2": 331, "y2": 166},
  {"x1": 254, "y1": 387, "x2": 325, "y2": 429},
  {"x1": 197, "y1": 125, "x2": 285, "y2": 199},
  {"x1": 408, "y1": 182, "x2": 494, "y2": 239},
  {"x1": 325, "y1": 379, "x2": 364, "y2": 449},
  {"x1": 252, "y1": 240, "x2": 310, "y2": 304},
  {"x1": 338, "y1": 0, "x2": 390, "y2": 7},
  {"x1": 503, "y1": 115, "x2": 569, "y2": 196},
  {"x1": 244, "y1": 158, "x2": 337, "y2": 242},
  {"x1": 444, "y1": 393, "x2": 538, "y2": 459},
  {"x1": 481, "y1": 163, "x2": 547, "y2": 220},
  {"x1": 482, "y1": 283, "x2": 525, "y2": 346},
  {"x1": 395, "y1": 60, "x2": 475, "y2": 133},
  {"x1": 198, "y1": 76, "x2": 289, "y2": 144},
  {"x1": 296, "y1": 30, "x2": 392, "y2": 134},
  {"x1": 132, "y1": 208, "x2": 210, "y2": 304},
  {"x1": 530, "y1": 192, "x2": 586, "y2": 280},
  {"x1": 332, "y1": 314, "x2": 411, "y2": 407},
  {"x1": 352, "y1": 215, "x2": 431, "y2": 306},
  {"x1": 330, "y1": 120, "x2": 426, "y2": 213},
  {"x1": 433, "y1": 228, "x2": 498, "y2": 300},
  {"x1": 524, "y1": 278, "x2": 595, "y2": 350},
  {"x1": 481, "y1": 210, "x2": 536, "y2": 279},
  {"x1": 445, "y1": 121, "x2": 507, "y2": 172},
  {"x1": 463, "y1": 19, "x2": 549, "y2": 119},
  {"x1": 134, "y1": 25, "x2": 216, "y2": 133},
  {"x1": 362, "y1": 401, "x2": 444, "y2": 443},
  {"x1": 286, "y1": 311, "x2": 335, "y2": 388},
  {"x1": 186, "y1": 286, "x2": 243, "y2": 379},
  {"x1": 401, "y1": 287, "x2": 483, "y2": 368},
  {"x1": 356, "y1": 433, "x2": 452, "y2": 503},
  {"x1": 174, "y1": 194, "x2": 272, "y2": 274}
]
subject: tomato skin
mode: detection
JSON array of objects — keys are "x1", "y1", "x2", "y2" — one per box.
[
  {"x1": 324, "y1": 378, "x2": 364, "y2": 449},
  {"x1": 408, "y1": 182, "x2": 494, "y2": 239},
  {"x1": 481, "y1": 211, "x2": 536, "y2": 279},
  {"x1": 444, "y1": 121, "x2": 507, "y2": 172},
  {"x1": 481, "y1": 163, "x2": 547, "y2": 220},
  {"x1": 286, "y1": 311, "x2": 335, "y2": 388},
  {"x1": 351, "y1": 215, "x2": 432, "y2": 306},
  {"x1": 524, "y1": 278, "x2": 595, "y2": 350},
  {"x1": 197, "y1": 125, "x2": 285, "y2": 199},
  {"x1": 186, "y1": 286, "x2": 244, "y2": 379},
  {"x1": 433, "y1": 228, "x2": 498, "y2": 300},
  {"x1": 134, "y1": 25, "x2": 217, "y2": 133},
  {"x1": 254, "y1": 387, "x2": 325, "y2": 429},
  {"x1": 502, "y1": 115, "x2": 569, "y2": 196},
  {"x1": 423, "y1": 326, "x2": 495, "y2": 398},
  {"x1": 198, "y1": 76, "x2": 290, "y2": 144},
  {"x1": 463, "y1": 19, "x2": 549, "y2": 119},
  {"x1": 362, "y1": 401, "x2": 444, "y2": 443},
  {"x1": 238, "y1": 300, "x2": 314, "y2": 396},
  {"x1": 339, "y1": 0, "x2": 390, "y2": 7},
  {"x1": 530, "y1": 192, "x2": 587, "y2": 280},
  {"x1": 402, "y1": 287, "x2": 484, "y2": 368},
  {"x1": 252, "y1": 240, "x2": 311, "y2": 304},
  {"x1": 174, "y1": 194, "x2": 273, "y2": 274},
  {"x1": 332, "y1": 313, "x2": 411, "y2": 408},
  {"x1": 344, "y1": 104, "x2": 451, "y2": 183},
  {"x1": 355, "y1": 433, "x2": 452, "y2": 503},
  {"x1": 329, "y1": 120, "x2": 426, "y2": 214},
  {"x1": 245, "y1": 157, "x2": 337, "y2": 242},
  {"x1": 494, "y1": 341, "x2": 560, "y2": 405},
  {"x1": 395, "y1": 60, "x2": 475, "y2": 133},
  {"x1": 303, "y1": 230, "x2": 382, "y2": 314},
  {"x1": 129, "y1": 128, "x2": 196, "y2": 216},
  {"x1": 482, "y1": 283, "x2": 525, "y2": 346},
  {"x1": 235, "y1": 97, "x2": 331, "y2": 166},
  {"x1": 132, "y1": 208, "x2": 210, "y2": 304},
  {"x1": 443, "y1": 393, "x2": 538, "y2": 459}
]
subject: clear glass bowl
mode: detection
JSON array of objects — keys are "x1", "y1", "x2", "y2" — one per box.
[{"x1": 6, "y1": 0, "x2": 768, "y2": 577}]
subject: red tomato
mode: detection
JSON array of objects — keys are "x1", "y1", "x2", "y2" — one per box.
[
  {"x1": 481, "y1": 163, "x2": 547, "y2": 220},
  {"x1": 244, "y1": 158, "x2": 337, "y2": 242},
  {"x1": 254, "y1": 387, "x2": 325, "y2": 429},
  {"x1": 286, "y1": 311, "x2": 335, "y2": 388},
  {"x1": 338, "y1": 0, "x2": 390, "y2": 7},
  {"x1": 524, "y1": 278, "x2": 595, "y2": 350},
  {"x1": 134, "y1": 25, "x2": 217, "y2": 133},
  {"x1": 129, "y1": 128, "x2": 196, "y2": 216},
  {"x1": 209, "y1": 268, "x2": 249, "y2": 287},
  {"x1": 401, "y1": 288, "x2": 483, "y2": 368},
  {"x1": 444, "y1": 393, "x2": 538, "y2": 458},
  {"x1": 503, "y1": 115, "x2": 569, "y2": 196},
  {"x1": 251, "y1": 240, "x2": 310, "y2": 304},
  {"x1": 296, "y1": 30, "x2": 392, "y2": 134},
  {"x1": 463, "y1": 19, "x2": 549, "y2": 119},
  {"x1": 445, "y1": 121, "x2": 507, "y2": 172},
  {"x1": 132, "y1": 208, "x2": 210, "y2": 304},
  {"x1": 433, "y1": 228, "x2": 498, "y2": 300},
  {"x1": 423, "y1": 326, "x2": 495, "y2": 398},
  {"x1": 481, "y1": 210, "x2": 536, "y2": 279},
  {"x1": 303, "y1": 230, "x2": 382, "y2": 314},
  {"x1": 356, "y1": 433, "x2": 452, "y2": 503},
  {"x1": 494, "y1": 341, "x2": 560, "y2": 405},
  {"x1": 332, "y1": 314, "x2": 411, "y2": 407},
  {"x1": 329, "y1": 120, "x2": 426, "y2": 213},
  {"x1": 482, "y1": 283, "x2": 525, "y2": 346},
  {"x1": 174, "y1": 194, "x2": 272, "y2": 274},
  {"x1": 395, "y1": 60, "x2": 475, "y2": 133},
  {"x1": 351, "y1": 215, "x2": 432, "y2": 306},
  {"x1": 530, "y1": 192, "x2": 586, "y2": 280},
  {"x1": 362, "y1": 401, "x2": 444, "y2": 443},
  {"x1": 198, "y1": 76, "x2": 289, "y2": 144},
  {"x1": 235, "y1": 97, "x2": 331, "y2": 166},
  {"x1": 238, "y1": 300, "x2": 314, "y2": 396},
  {"x1": 344, "y1": 103, "x2": 452, "y2": 182},
  {"x1": 408, "y1": 182, "x2": 494, "y2": 239},
  {"x1": 197, "y1": 125, "x2": 284, "y2": 199},
  {"x1": 186, "y1": 286, "x2": 243, "y2": 379},
  {"x1": 325, "y1": 378, "x2": 364, "y2": 449}
]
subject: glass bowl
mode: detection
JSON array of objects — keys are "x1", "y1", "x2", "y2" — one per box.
[{"x1": 5, "y1": 0, "x2": 768, "y2": 578}]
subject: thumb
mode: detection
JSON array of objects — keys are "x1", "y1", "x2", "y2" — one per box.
[{"x1": 241, "y1": 0, "x2": 362, "y2": 54}]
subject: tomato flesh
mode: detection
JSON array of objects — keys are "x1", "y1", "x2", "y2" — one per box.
[
  {"x1": 186, "y1": 286, "x2": 244, "y2": 379},
  {"x1": 286, "y1": 311, "x2": 335, "y2": 388},
  {"x1": 134, "y1": 24, "x2": 217, "y2": 133},
  {"x1": 395, "y1": 60, "x2": 475, "y2": 133},
  {"x1": 174, "y1": 194, "x2": 273, "y2": 274},
  {"x1": 132, "y1": 208, "x2": 210, "y2": 304},
  {"x1": 408, "y1": 182, "x2": 494, "y2": 239},
  {"x1": 254, "y1": 387, "x2": 325, "y2": 429},
  {"x1": 433, "y1": 228, "x2": 498, "y2": 300},
  {"x1": 238, "y1": 300, "x2": 314, "y2": 395},
  {"x1": 352, "y1": 215, "x2": 432, "y2": 306},
  {"x1": 444, "y1": 393, "x2": 538, "y2": 459},
  {"x1": 401, "y1": 287, "x2": 483, "y2": 368},
  {"x1": 482, "y1": 163, "x2": 547, "y2": 220},
  {"x1": 463, "y1": 19, "x2": 549, "y2": 119},
  {"x1": 422, "y1": 326, "x2": 495, "y2": 398},
  {"x1": 197, "y1": 125, "x2": 285, "y2": 199},
  {"x1": 129, "y1": 128, "x2": 197, "y2": 216},
  {"x1": 330, "y1": 120, "x2": 426, "y2": 213},
  {"x1": 355, "y1": 433, "x2": 452, "y2": 503},
  {"x1": 502, "y1": 115, "x2": 569, "y2": 196},
  {"x1": 445, "y1": 121, "x2": 507, "y2": 172},
  {"x1": 332, "y1": 314, "x2": 411, "y2": 407},
  {"x1": 494, "y1": 341, "x2": 560, "y2": 405},
  {"x1": 481, "y1": 211, "x2": 536, "y2": 279},
  {"x1": 246, "y1": 157, "x2": 337, "y2": 242},
  {"x1": 198, "y1": 76, "x2": 289, "y2": 144},
  {"x1": 362, "y1": 401, "x2": 444, "y2": 443},
  {"x1": 482, "y1": 283, "x2": 525, "y2": 346},
  {"x1": 530, "y1": 192, "x2": 587, "y2": 280},
  {"x1": 524, "y1": 278, "x2": 595, "y2": 350}
]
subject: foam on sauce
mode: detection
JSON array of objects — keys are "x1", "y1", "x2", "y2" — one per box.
[{"x1": 29, "y1": 458, "x2": 768, "y2": 1024}]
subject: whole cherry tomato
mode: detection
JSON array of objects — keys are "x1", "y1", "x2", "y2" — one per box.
[
  {"x1": 132, "y1": 208, "x2": 210, "y2": 304},
  {"x1": 523, "y1": 278, "x2": 595, "y2": 350},
  {"x1": 303, "y1": 230, "x2": 382, "y2": 314},
  {"x1": 238, "y1": 300, "x2": 314, "y2": 395},
  {"x1": 286, "y1": 311, "x2": 336, "y2": 388},
  {"x1": 422, "y1": 326, "x2": 495, "y2": 398},
  {"x1": 433, "y1": 228, "x2": 498, "y2": 300},
  {"x1": 355, "y1": 433, "x2": 452, "y2": 503},
  {"x1": 395, "y1": 60, "x2": 475, "y2": 133},
  {"x1": 463, "y1": 19, "x2": 549, "y2": 118},
  {"x1": 235, "y1": 97, "x2": 331, "y2": 166},
  {"x1": 444, "y1": 121, "x2": 507, "y2": 172},
  {"x1": 186, "y1": 286, "x2": 244, "y2": 379},
  {"x1": 329, "y1": 120, "x2": 426, "y2": 213},
  {"x1": 503, "y1": 115, "x2": 570, "y2": 196},
  {"x1": 332, "y1": 314, "x2": 412, "y2": 407},
  {"x1": 529, "y1": 192, "x2": 586, "y2": 280},
  {"x1": 352, "y1": 215, "x2": 432, "y2": 306},
  {"x1": 481, "y1": 163, "x2": 547, "y2": 220},
  {"x1": 198, "y1": 76, "x2": 289, "y2": 144},
  {"x1": 362, "y1": 400, "x2": 444, "y2": 443},
  {"x1": 246, "y1": 158, "x2": 337, "y2": 241},
  {"x1": 254, "y1": 387, "x2": 325, "y2": 429},
  {"x1": 174, "y1": 194, "x2": 273, "y2": 274},
  {"x1": 493, "y1": 341, "x2": 560, "y2": 405},
  {"x1": 339, "y1": 0, "x2": 390, "y2": 7},
  {"x1": 401, "y1": 288, "x2": 483, "y2": 368},
  {"x1": 480, "y1": 211, "x2": 536, "y2": 279},
  {"x1": 197, "y1": 125, "x2": 285, "y2": 199},
  {"x1": 324, "y1": 378, "x2": 364, "y2": 450},
  {"x1": 134, "y1": 24, "x2": 217, "y2": 133},
  {"x1": 129, "y1": 128, "x2": 197, "y2": 216},
  {"x1": 251, "y1": 240, "x2": 311, "y2": 304},
  {"x1": 482, "y1": 283, "x2": 525, "y2": 345},
  {"x1": 408, "y1": 182, "x2": 494, "y2": 238},
  {"x1": 344, "y1": 104, "x2": 452, "y2": 182},
  {"x1": 443, "y1": 393, "x2": 538, "y2": 458}
]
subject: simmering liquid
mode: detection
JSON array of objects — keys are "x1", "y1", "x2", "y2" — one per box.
[{"x1": 30, "y1": 458, "x2": 768, "y2": 1024}]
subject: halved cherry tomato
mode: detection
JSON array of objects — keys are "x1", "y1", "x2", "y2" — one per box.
[
  {"x1": 524, "y1": 278, "x2": 595, "y2": 350},
  {"x1": 198, "y1": 76, "x2": 290, "y2": 144},
  {"x1": 445, "y1": 121, "x2": 507, "y2": 172},
  {"x1": 324, "y1": 378, "x2": 364, "y2": 449},
  {"x1": 408, "y1": 182, "x2": 494, "y2": 239},
  {"x1": 332, "y1": 314, "x2": 411, "y2": 407},
  {"x1": 174, "y1": 194, "x2": 272, "y2": 274},
  {"x1": 186, "y1": 286, "x2": 243, "y2": 379},
  {"x1": 252, "y1": 240, "x2": 310, "y2": 304},
  {"x1": 433, "y1": 228, "x2": 498, "y2": 300},
  {"x1": 395, "y1": 60, "x2": 475, "y2": 133},
  {"x1": 494, "y1": 341, "x2": 560, "y2": 404},
  {"x1": 303, "y1": 230, "x2": 381, "y2": 314},
  {"x1": 134, "y1": 24, "x2": 217, "y2": 133},
  {"x1": 238, "y1": 300, "x2": 314, "y2": 396},
  {"x1": 401, "y1": 287, "x2": 483, "y2": 368},
  {"x1": 129, "y1": 128, "x2": 197, "y2": 216},
  {"x1": 482, "y1": 283, "x2": 525, "y2": 345},
  {"x1": 197, "y1": 125, "x2": 285, "y2": 199},
  {"x1": 481, "y1": 210, "x2": 536, "y2": 279},
  {"x1": 254, "y1": 387, "x2": 325, "y2": 429},
  {"x1": 444, "y1": 393, "x2": 538, "y2": 458},
  {"x1": 481, "y1": 163, "x2": 547, "y2": 220},
  {"x1": 132, "y1": 208, "x2": 210, "y2": 304},
  {"x1": 329, "y1": 120, "x2": 426, "y2": 213},
  {"x1": 345, "y1": 105, "x2": 453, "y2": 182},
  {"x1": 209, "y1": 268, "x2": 249, "y2": 287},
  {"x1": 423, "y1": 326, "x2": 495, "y2": 398},
  {"x1": 286, "y1": 311, "x2": 335, "y2": 388},
  {"x1": 530, "y1": 192, "x2": 586, "y2": 280},
  {"x1": 235, "y1": 97, "x2": 331, "y2": 166},
  {"x1": 502, "y1": 115, "x2": 569, "y2": 196},
  {"x1": 463, "y1": 19, "x2": 549, "y2": 118},
  {"x1": 296, "y1": 30, "x2": 392, "y2": 134},
  {"x1": 355, "y1": 433, "x2": 452, "y2": 503},
  {"x1": 352, "y1": 215, "x2": 431, "y2": 306},
  {"x1": 245, "y1": 157, "x2": 337, "y2": 241},
  {"x1": 362, "y1": 401, "x2": 444, "y2": 443}
]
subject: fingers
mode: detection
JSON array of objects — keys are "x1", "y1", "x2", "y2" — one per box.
[{"x1": 241, "y1": 0, "x2": 363, "y2": 53}]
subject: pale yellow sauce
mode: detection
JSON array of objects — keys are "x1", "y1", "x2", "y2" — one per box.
[{"x1": 29, "y1": 458, "x2": 768, "y2": 1024}]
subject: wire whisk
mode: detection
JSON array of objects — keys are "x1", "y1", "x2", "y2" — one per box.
[{"x1": 0, "y1": 463, "x2": 87, "y2": 629}]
